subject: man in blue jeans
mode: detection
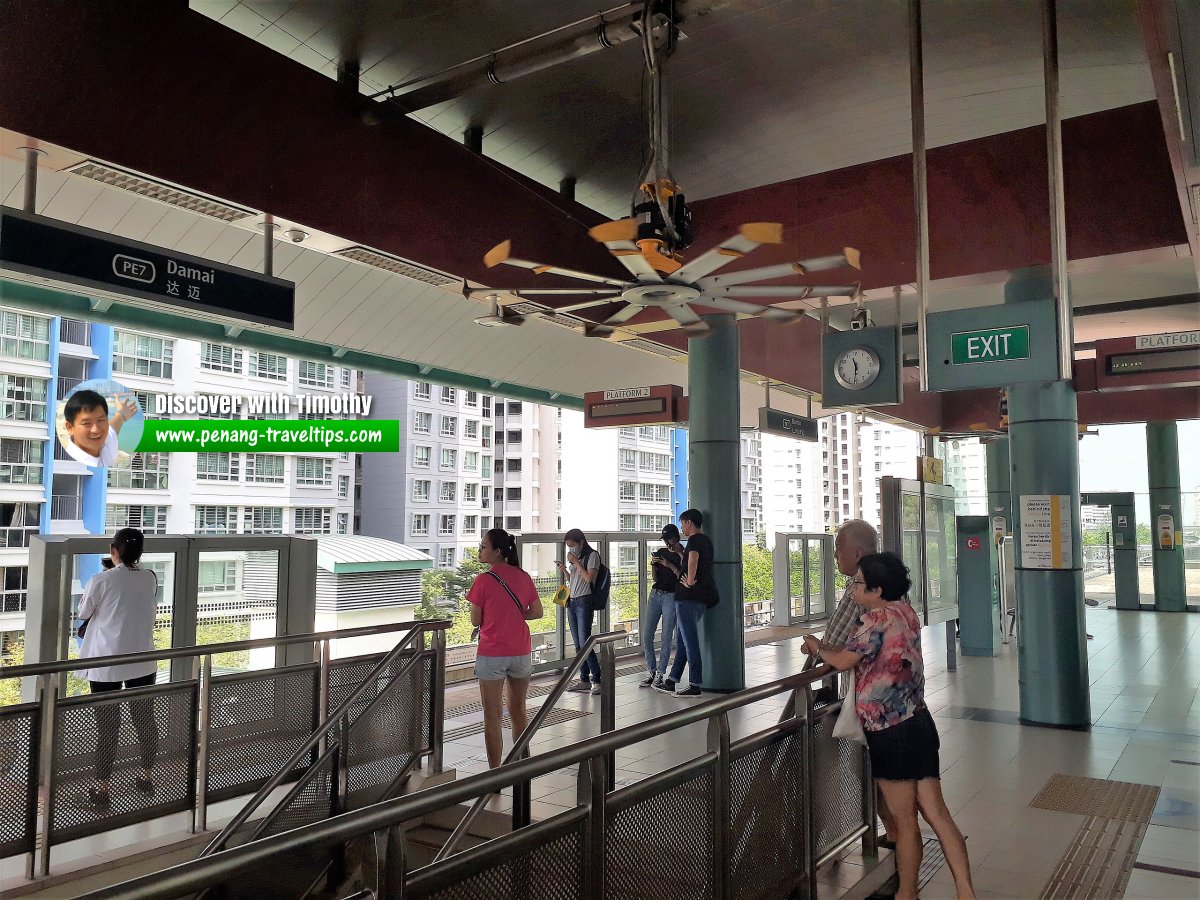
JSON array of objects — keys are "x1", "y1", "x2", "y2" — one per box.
[
  {"x1": 640, "y1": 524, "x2": 685, "y2": 688},
  {"x1": 559, "y1": 528, "x2": 602, "y2": 694},
  {"x1": 655, "y1": 509, "x2": 716, "y2": 697}
]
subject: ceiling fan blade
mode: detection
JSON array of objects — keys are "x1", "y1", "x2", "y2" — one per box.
[
  {"x1": 664, "y1": 303, "x2": 710, "y2": 335},
  {"x1": 483, "y1": 240, "x2": 627, "y2": 287},
  {"x1": 467, "y1": 288, "x2": 621, "y2": 299},
  {"x1": 588, "y1": 219, "x2": 639, "y2": 242},
  {"x1": 695, "y1": 295, "x2": 801, "y2": 321},
  {"x1": 602, "y1": 303, "x2": 647, "y2": 326},
  {"x1": 696, "y1": 248, "x2": 860, "y2": 290},
  {"x1": 672, "y1": 223, "x2": 784, "y2": 283},
  {"x1": 714, "y1": 284, "x2": 858, "y2": 298},
  {"x1": 588, "y1": 219, "x2": 662, "y2": 283}
]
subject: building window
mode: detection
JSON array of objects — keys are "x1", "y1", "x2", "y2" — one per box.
[
  {"x1": 482, "y1": 396, "x2": 492, "y2": 417},
  {"x1": 299, "y1": 360, "x2": 334, "y2": 389},
  {"x1": 507, "y1": 401, "x2": 522, "y2": 415},
  {"x1": 618, "y1": 547, "x2": 637, "y2": 568},
  {"x1": 196, "y1": 452, "x2": 239, "y2": 482},
  {"x1": 743, "y1": 517, "x2": 755, "y2": 534},
  {"x1": 638, "y1": 483, "x2": 671, "y2": 503},
  {"x1": 200, "y1": 342, "x2": 243, "y2": 374},
  {"x1": 248, "y1": 351, "x2": 287, "y2": 381},
  {"x1": 113, "y1": 331, "x2": 174, "y2": 379},
  {"x1": 464, "y1": 451, "x2": 479, "y2": 472},
  {"x1": 338, "y1": 475, "x2": 350, "y2": 498},
  {"x1": 482, "y1": 424, "x2": 492, "y2": 448},
  {"x1": 439, "y1": 548, "x2": 455, "y2": 567},
  {"x1": 413, "y1": 411, "x2": 431, "y2": 434},
  {"x1": 243, "y1": 506, "x2": 283, "y2": 534},
  {"x1": 463, "y1": 515, "x2": 478, "y2": 535},
  {"x1": 637, "y1": 425, "x2": 670, "y2": 442},
  {"x1": 507, "y1": 487, "x2": 522, "y2": 502},
  {"x1": 506, "y1": 429, "x2": 522, "y2": 446},
  {"x1": 0, "y1": 438, "x2": 44, "y2": 485},
  {"x1": 619, "y1": 449, "x2": 636, "y2": 470},
  {"x1": 506, "y1": 516, "x2": 521, "y2": 530},
  {"x1": 413, "y1": 445, "x2": 432, "y2": 468},
  {"x1": 494, "y1": 460, "x2": 503, "y2": 476},
  {"x1": 339, "y1": 368, "x2": 352, "y2": 389},
  {"x1": 294, "y1": 507, "x2": 332, "y2": 535},
  {"x1": 441, "y1": 416, "x2": 457, "y2": 438},
  {"x1": 245, "y1": 454, "x2": 285, "y2": 483},
  {"x1": 465, "y1": 420, "x2": 479, "y2": 440},
  {"x1": 296, "y1": 457, "x2": 333, "y2": 487},
  {"x1": 414, "y1": 381, "x2": 431, "y2": 400},
  {"x1": 412, "y1": 514, "x2": 430, "y2": 536},
  {"x1": 464, "y1": 483, "x2": 478, "y2": 503},
  {"x1": 108, "y1": 451, "x2": 168, "y2": 490},
  {"x1": 482, "y1": 455, "x2": 492, "y2": 474},
  {"x1": 198, "y1": 560, "x2": 238, "y2": 593},
  {"x1": 441, "y1": 448, "x2": 458, "y2": 470},
  {"x1": 439, "y1": 481, "x2": 457, "y2": 503},
  {"x1": 439, "y1": 514, "x2": 456, "y2": 536},
  {"x1": 0, "y1": 311, "x2": 50, "y2": 362},
  {"x1": 412, "y1": 479, "x2": 431, "y2": 501},
  {"x1": 619, "y1": 427, "x2": 636, "y2": 438},
  {"x1": 337, "y1": 512, "x2": 349, "y2": 535},
  {"x1": 106, "y1": 504, "x2": 167, "y2": 534},
  {"x1": 0, "y1": 374, "x2": 47, "y2": 423},
  {"x1": 465, "y1": 391, "x2": 478, "y2": 408},
  {"x1": 640, "y1": 515, "x2": 670, "y2": 532},
  {"x1": 507, "y1": 458, "x2": 522, "y2": 473},
  {"x1": 638, "y1": 451, "x2": 670, "y2": 473},
  {"x1": 619, "y1": 482, "x2": 636, "y2": 501},
  {"x1": 195, "y1": 505, "x2": 237, "y2": 535},
  {"x1": 0, "y1": 565, "x2": 29, "y2": 613},
  {"x1": 619, "y1": 514, "x2": 637, "y2": 531},
  {"x1": 441, "y1": 386, "x2": 457, "y2": 404}
]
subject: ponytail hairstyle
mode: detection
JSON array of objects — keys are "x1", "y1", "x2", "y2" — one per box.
[
  {"x1": 485, "y1": 528, "x2": 521, "y2": 568},
  {"x1": 111, "y1": 527, "x2": 146, "y2": 570}
]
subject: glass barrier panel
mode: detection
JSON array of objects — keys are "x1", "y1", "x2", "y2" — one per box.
[
  {"x1": 522, "y1": 542, "x2": 564, "y2": 667},
  {"x1": 195, "y1": 549, "x2": 279, "y2": 673},
  {"x1": 609, "y1": 539, "x2": 642, "y2": 651},
  {"x1": 788, "y1": 539, "x2": 806, "y2": 620},
  {"x1": 742, "y1": 541, "x2": 772, "y2": 629}
]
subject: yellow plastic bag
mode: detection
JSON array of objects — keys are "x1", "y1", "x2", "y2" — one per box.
[{"x1": 551, "y1": 585, "x2": 570, "y2": 608}]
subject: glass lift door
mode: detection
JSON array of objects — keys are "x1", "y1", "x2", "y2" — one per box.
[
  {"x1": 772, "y1": 532, "x2": 836, "y2": 625},
  {"x1": 880, "y1": 477, "x2": 960, "y2": 626}
]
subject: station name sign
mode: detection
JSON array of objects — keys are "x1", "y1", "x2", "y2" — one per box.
[
  {"x1": 0, "y1": 207, "x2": 295, "y2": 329},
  {"x1": 757, "y1": 407, "x2": 818, "y2": 442},
  {"x1": 1134, "y1": 331, "x2": 1199, "y2": 350},
  {"x1": 584, "y1": 384, "x2": 685, "y2": 428}
]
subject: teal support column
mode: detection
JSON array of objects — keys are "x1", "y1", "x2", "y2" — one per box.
[
  {"x1": 1146, "y1": 422, "x2": 1187, "y2": 612},
  {"x1": 687, "y1": 314, "x2": 745, "y2": 692},
  {"x1": 1009, "y1": 380, "x2": 1090, "y2": 727},
  {"x1": 986, "y1": 438, "x2": 1011, "y2": 542}
]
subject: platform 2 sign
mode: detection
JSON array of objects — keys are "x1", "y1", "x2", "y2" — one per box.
[
  {"x1": 1093, "y1": 330, "x2": 1200, "y2": 392},
  {"x1": 584, "y1": 384, "x2": 685, "y2": 428},
  {"x1": 0, "y1": 207, "x2": 295, "y2": 329}
]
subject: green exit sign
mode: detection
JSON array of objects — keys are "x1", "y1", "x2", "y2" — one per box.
[{"x1": 951, "y1": 325, "x2": 1030, "y2": 365}]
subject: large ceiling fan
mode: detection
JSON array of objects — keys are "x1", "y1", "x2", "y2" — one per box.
[{"x1": 471, "y1": 1, "x2": 862, "y2": 338}]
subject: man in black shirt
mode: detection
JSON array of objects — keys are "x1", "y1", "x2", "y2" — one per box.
[
  {"x1": 655, "y1": 509, "x2": 716, "y2": 697},
  {"x1": 640, "y1": 525, "x2": 685, "y2": 688}
]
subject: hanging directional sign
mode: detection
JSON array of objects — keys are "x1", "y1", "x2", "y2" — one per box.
[
  {"x1": 758, "y1": 407, "x2": 818, "y2": 441},
  {"x1": 0, "y1": 207, "x2": 295, "y2": 329}
]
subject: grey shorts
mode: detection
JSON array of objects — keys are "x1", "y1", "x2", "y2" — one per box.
[{"x1": 475, "y1": 654, "x2": 533, "y2": 681}]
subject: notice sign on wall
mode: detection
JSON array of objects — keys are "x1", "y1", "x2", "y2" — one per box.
[{"x1": 1019, "y1": 495, "x2": 1073, "y2": 569}]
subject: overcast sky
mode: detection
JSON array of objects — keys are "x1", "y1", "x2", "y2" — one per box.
[{"x1": 1079, "y1": 420, "x2": 1200, "y2": 526}]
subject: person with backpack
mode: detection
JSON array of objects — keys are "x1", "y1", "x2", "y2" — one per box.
[
  {"x1": 656, "y1": 509, "x2": 717, "y2": 697},
  {"x1": 558, "y1": 528, "x2": 604, "y2": 694},
  {"x1": 468, "y1": 528, "x2": 544, "y2": 767}
]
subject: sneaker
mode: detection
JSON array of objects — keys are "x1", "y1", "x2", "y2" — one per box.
[
  {"x1": 134, "y1": 774, "x2": 155, "y2": 795},
  {"x1": 590, "y1": 683, "x2": 602, "y2": 695},
  {"x1": 676, "y1": 685, "x2": 702, "y2": 697},
  {"x1": 87, "y1": 786, "x2": 111, "y2": 809},
  {"x1": 567, "y1": 681, "x2": 591, "y2": 693},
  {"x1": 639, "y1": 675, "x2": 655, "y2": 688},
  {"x1": 653, "y1": 678, "x2": 677, "y2": 694},
  {"x1": 653, "y1": 675, "x2": 664, "y2": 688}
]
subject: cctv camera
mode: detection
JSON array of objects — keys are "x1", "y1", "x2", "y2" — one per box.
[{"x1": 285, "y1": 229, "x2": 308, "y2": 243}]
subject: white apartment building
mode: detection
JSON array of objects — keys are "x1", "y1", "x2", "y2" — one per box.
[
  {"x1": 740, "y1": 431, "x2": 764, "y2": 540},
  {"x1": 821, "y1": 413, "x2": 924, "y2": 532},
  {"x1": 492, "y1": 399, "x2": 559, "y2": 536},
  {"x1": 615, "y1": 425, "x2": 678, "y2": 537},
  {"x1": 942, "y1": 438, "x2": 989, "y2": 515},
  {"x1": 760, "y1": 432, "x2": 826, "y2": 537},
  {"x1": 359, "y1": 378, "x2": 493, "y2": 569}
]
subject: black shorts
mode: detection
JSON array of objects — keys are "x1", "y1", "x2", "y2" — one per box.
[{"x1": 864, "y1": 707, "x2": 940, "y2": 781}]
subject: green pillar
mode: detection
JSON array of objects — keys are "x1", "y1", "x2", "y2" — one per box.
[
  {"x1": 1005, "y1": 268, "x2": 1089, "y2": 728},
  {"x1": 986, "y1": 438, "x2": 1011, "y2": 543},
  {"x1": 687, "y1": 314, "x2": 745, "y2": 692},
  {"x1": 1146, "y1": 422, "x2": 1187, "y2": 612}
]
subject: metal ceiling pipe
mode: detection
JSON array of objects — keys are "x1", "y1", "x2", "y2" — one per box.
[
  {"x1": 909, "y1": 0, "x2": 931, "y2": 393},
  {"x1": 19, "y1": 146, "x2": 43, "y2": 213},
  {"x1": 1043, "y1": 0, "x2": 1073, "y2": 381}
]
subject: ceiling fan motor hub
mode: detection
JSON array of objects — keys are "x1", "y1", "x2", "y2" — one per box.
[{"x1": 621, "y1": 282, "x2": 700, "y2": 307}]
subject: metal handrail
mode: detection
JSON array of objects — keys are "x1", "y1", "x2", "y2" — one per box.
[
  {"x1": 78, "y1": 662, "x2": 836, "y2": 900},
  {"x1": 0, "y1": 620, "x2": 433, "y2": 680},
  {"x1": 435, "y1": 630, "x2": 625, "y2": 863},
  {"x1": 199, "y1": 621, "x2": 449, "y2": 857}
]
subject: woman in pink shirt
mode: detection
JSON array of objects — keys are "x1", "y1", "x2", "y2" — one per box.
[{"x1": 468, "y1": 528, "x2": 544, "y2": 767}]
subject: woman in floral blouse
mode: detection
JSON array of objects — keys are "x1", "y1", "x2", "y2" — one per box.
[{"x1": 803, "y1": 552, "x2": 975, "y2": 900}]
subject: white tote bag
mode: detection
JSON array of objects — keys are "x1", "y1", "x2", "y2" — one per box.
[{"x1": 832, "y1": 668, "x2": 867, "y2": 744}]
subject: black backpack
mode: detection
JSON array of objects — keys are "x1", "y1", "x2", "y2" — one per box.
[{"x1": 586, "y1": 549, "x2": 611, "y2": 612}]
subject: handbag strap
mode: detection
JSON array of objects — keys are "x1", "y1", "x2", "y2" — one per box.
[{"x1": 486, "y1": 570, "x2": 525, "y2": 614}]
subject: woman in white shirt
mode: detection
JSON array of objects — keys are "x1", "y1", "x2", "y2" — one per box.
[{"x1": 77, "y1": 528, "x2": 159, "y2": 807}]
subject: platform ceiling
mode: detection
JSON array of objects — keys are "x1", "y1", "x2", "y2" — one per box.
[{"x1": 0, "y1": 0, "x2": 1196, "y2": 429}]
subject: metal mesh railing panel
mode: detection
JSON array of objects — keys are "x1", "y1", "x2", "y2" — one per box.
[
  {"x1": 729, "y1": 730, "x2": 806, "y2": 900},
  {"x1": 0, "y1": 703, "x2": 38, "y2": 858},
  {"x1": 51, "y1": 683, "x2": 195, "y2": 844},
  {"x1": 327, "y1": 649, "x2": 416, "y2": 720},
  {"x1": 254, "y1": 744, "x2": 336, "y2": 840},
  {"x1": 345, "y1": 653, "x2": 432, "y2": 801},
  {"x1": 412, "y1": 823, "x2": 584, "y2": 900},
  {"x1": 606, "y1": 763, "x2": 716, "y2": 900},
  {"x1": 206, "y1": 664, "x2": 319, "y2": 802},
  {"x1": 811, "y1": 707, "x2": 866, "y2": 858}
]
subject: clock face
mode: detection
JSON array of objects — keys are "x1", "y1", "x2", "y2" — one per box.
[{"x1": 833, "y1": 347, "x2": 881, "y2": 390}]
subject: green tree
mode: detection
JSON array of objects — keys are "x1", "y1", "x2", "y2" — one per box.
[{"x1": 742, "y1": 544, "x2": 774, "y2": 604}]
